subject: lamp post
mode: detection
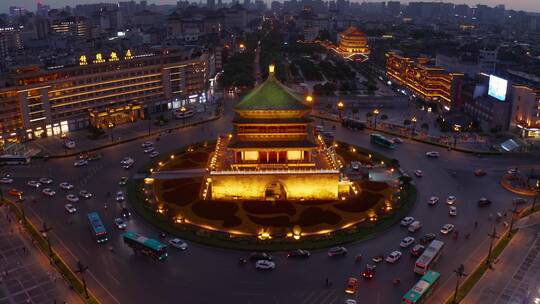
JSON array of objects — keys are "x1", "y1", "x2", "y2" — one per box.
[
  {"x1": 452, "y1": 264, "x2": 467, "y2": 304},
  {"x1": 75, "y1": 261, "x2": 89, "y2": 299},
  {"x1": 453, "y1": 125, "x2": 461, "y2": 148},
  {"x1": 180, "y1": 106, "x2": 187, "y2": 126},
  {"x1": 108, "y1": 122, "x2": 114, "y2": 143},
  {"x1": 147, "y1": 115, "x2": 152, "y2": 136},
  {"x1": 337, "y1": 100, "x2": 344, "y2": 120},
  {"x1": 486, "y1": 224, "x2": 499, "y2": 267},
  {"x1": 40, "y1": 222, "x2": 53, "y2": 257},
  {"x1": 411, "y1": 116, "x2": 417, "y2": 137},
  {"x1": 373, "y1": 108, "x2": 380, "y2": 128}
]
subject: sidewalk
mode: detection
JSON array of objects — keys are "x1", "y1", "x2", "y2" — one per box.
[
  {"x1": 0, "y1": 206, "x2": 81, "y2": 304},
  {"x1": 28, "y1": 103, "x2": 221, "y2": 157},
  {"x1": 462, "y1": 223, "x2": 540, "y2": 304}
]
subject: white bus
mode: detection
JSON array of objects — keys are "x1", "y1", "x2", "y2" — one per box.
[
  {"x1": 0, "y1": 154, "x2": 30, "y2": 165},
  {"x1": 414, "y1": 240, "x2": 444, "y2": 275}
]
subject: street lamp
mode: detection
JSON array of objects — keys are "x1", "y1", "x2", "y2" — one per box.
[
  {"x1": 108, "y1": 122, "x2": 115, "y2": 143},
  {"x1": 411, "y1": 116, "x2": 417, "y2": 137},
  {"x1": 453, "y1": 125, "x2": 461, "y2": 148},
  {"x1": 305, "y1": 95, "x2": 313, "y2": 104},
  {"x1": 452, "y1": 264, "x2": 467, "y2": 304},
  {"x1": 179, "y1": 106, "x2": 187, "y2": 126},
  {"x1": 337, "y1": 100, "x2": 344, "y2": 120},
  {"x1": 486, "y1": 224, "x2": 499, "y2": 267},
  {"x1": 373, "y1": 108, "x2": 380, "y2": 128}
]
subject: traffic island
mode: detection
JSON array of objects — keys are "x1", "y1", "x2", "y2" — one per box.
[
  {"x1": 500, "y1": 174, "x2": 540, "y2": 196},
  {"x1": 128, "y1": 141, "x2": 416, "y2": 251}
]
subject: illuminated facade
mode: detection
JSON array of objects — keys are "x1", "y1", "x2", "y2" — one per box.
[
  {"x1": 511, "y1": 85, "x2": 540, "y2": 138},
  {"x1": 208, "y1": 65, "x2": 342, "y2": 201},
  {"x1": 386, "y1": 52, "x2": 464, "y2": 110},
  {"x1": 0, "y1": 50, "x2": 207, "y2": 142},
  {"x1": 336, "y1": 27, "x2": 370, "y2": 61}
]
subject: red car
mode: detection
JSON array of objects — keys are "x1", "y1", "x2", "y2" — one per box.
[
  {"x1": 474, "y1": 169, "x2": 486, "y2": 176},
  {"x1": 362, "y1": 264, "x2": 376, "y2": 279},
  {"x1": 8, "y1": 188, "x2": 23, "y2": 196}
]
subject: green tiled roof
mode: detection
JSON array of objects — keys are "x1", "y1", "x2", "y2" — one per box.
[{"x1": 235, "y1": 75, "x2": 308, "y2": 111}]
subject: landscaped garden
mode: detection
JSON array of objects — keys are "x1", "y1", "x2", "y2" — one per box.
[{"x1": 128, "y1": 141, "x2": 416, "y2": 250}]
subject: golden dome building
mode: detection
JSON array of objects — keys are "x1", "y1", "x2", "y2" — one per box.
[{"x1": 336, "y1": 26, "x2": 370, "y2": 61}]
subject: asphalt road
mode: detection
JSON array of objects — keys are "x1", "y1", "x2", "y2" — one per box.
[{"x1": 2, "y1": 100, "x2": 539, "y2": 304}]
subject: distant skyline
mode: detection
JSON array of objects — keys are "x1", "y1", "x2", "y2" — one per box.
[{"x1": 1, "y1": 0, "x2": 539, "y2": 14}]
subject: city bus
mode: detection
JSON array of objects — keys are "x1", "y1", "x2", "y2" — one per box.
[
  {"x1": 402, "y1": 270, "x2": 441, "y2": 304},
  {"x1": 370, "y1": 133, "x2": 396, "y2": 149},
  {"x1": 414, "y1": 240, "x2": 444, "y2": 275},
  {"x1": 87, "y1": 212, "x2": 108, "y2": 243},
  {"x1": 122, "y1": 231, "x2": 168, "y2": 261},
  {"x1": 0, "y1": 154, "x2": 30, "y2": 165}
]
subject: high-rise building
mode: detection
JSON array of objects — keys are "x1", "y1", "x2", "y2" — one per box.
[
  {"x1": 207, "y1": 0, "x2": 216, "y2": 10},
  {"x1": 386, "y1": 1, "x2": 401, "y2": 16},
  {"x1": 510, "y1": 73, "x2": 540, "y2": 138},
  {"x1": 36, "y1": 2, "x2": 51, "y2": 17},
  {"x1": 9, "y1": 6, "x2": 27, "y2": 17}
]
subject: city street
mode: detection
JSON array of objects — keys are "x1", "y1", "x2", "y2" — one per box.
[{"x1": 2, "y1": 99, "x2": 538, "y2": 304}]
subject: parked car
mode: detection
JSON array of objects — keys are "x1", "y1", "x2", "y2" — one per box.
[
  {"x1": 440, "y1": 224, "x2": 455, "y2": 235},
  {"x1": 0, "y1": 177, "x2": 13, "y2": 184},
  {"x1": 39, "y1": 177, "x2": 53, "y2": 184},
  {"x1": 42, "y1": 188, "x2": 56, "y2": 196},
  {"x1": 149, "y1": 151, "x2": 160, "y2": 158},
  {"x1": 59, "y1": 182, "x2": 74, "y2": 190},
  {"x1": 141, "y1": 141, "x2": 153, "y2": 148},
  {"x1": 386, "y1": 251, "x2": 402, "y2": 263},
  {"x1": 66, "y1": 194, "x2": 79, "y2": 203},
  {"x1": 168, "y1": 238, "x2": 188, "y2": 250},
  {"x1": 255, "y1": 260, "x2": 275, "y2": 270},
  {"x1": 79, "y1": 190, "x2": 92, "y2": 199},
  {"x1": 27, "y1": 180, "x2": 41, "y2": 188},
  {"x1": 328, "y1": 247, "x2": 348, "y2": 257},
  {"x1": 143, "y1": 146, "x2": 155, "y2": 153},
  {"x1": 400, "y1": 216, "x2": 415, "y2": 227}
]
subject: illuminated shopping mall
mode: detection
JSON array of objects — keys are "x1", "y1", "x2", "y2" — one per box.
[{"x1": 206, "y1": 65, "x2": 350, "y2": 201}]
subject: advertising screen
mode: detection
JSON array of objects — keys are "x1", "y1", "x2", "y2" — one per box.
[{"x1": 488, "y1": 75, "x2": 508, "y2": 101}]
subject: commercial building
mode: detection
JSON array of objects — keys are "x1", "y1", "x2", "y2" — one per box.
[
  {"x1": 509, "y1": 71, "x2": 540, "y2": 138},
  {"x1": 386, "y1": 52, "x2": 464, "y2": 110},
  {"x1": 0, "y1": 49, "x2": 208, "y2": 144}
]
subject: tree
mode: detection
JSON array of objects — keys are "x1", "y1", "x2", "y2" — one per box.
[{"x1": 421, "y1": 122, "x2": 429, "y2": 131}]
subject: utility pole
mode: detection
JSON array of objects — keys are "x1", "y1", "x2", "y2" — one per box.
[
  {"x1": 486, "y1": 224, "x2": 499, "y2": 267},
  {"x1": 39, "y1": 222, "x2": 53, "y2": 257},
  {"x1": 452, "y1": 264, "x2": 467, "y2": 304},
  {"x1": 75, "y1": 261, "x2": 89, "y2": 299}
]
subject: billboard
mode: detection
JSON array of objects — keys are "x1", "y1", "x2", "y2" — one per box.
[{"x1": 488, "y1": 75, "x2": 508, "y2": 101}]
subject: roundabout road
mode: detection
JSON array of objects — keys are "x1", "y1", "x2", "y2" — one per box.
[{"x1": 3, "y1": 103, "x2": 539, "y2": 304}]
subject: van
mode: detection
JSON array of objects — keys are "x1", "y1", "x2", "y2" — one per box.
[{"x1": 408, "y1": 221, "x2": 422, "y2": 232}]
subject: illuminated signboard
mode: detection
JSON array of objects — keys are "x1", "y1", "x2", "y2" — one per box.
[{"x1": 488, "y1": 75, "x2": 508, "y2": 101}]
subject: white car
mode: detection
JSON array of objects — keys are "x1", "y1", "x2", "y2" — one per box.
[
  {"x1": 113, "y1": 218, "x2": 127, "y2": 229},
  {"x1": 73, "y1": 160, "x2": 88, "y2": 167},
  {"x1": 116, "y1": 191, "x2": 125, "y2": 202},
  {"x1": 66, "y1": 194, "x2": 79, "y2": 203},
  {"x1": 426, "y1": 151, "x2": 440, "y2": 158},
  {"x1": 386, "y1": 251, "x2": 402, "y2": 263},
  {"x1": 449, "y1": 206, "x2": 457, "y2": 216},
  {"x1": 414, "y1": 170, "x2": 423, "y2": 177},
  {"x1": 143, "y1": 146, "x2": 155, "y2": 153},
  {"x1": 59, "y1": 182, "x2": 74, "y2": 190},
  {"x1": 0, "y1": 177, "x2": 13, "y2": 184},
  {"x1": 169, "y1": 238, "x2": 188, "y2": 250},
  {"x1": 27, "y1": 180, "x2": 41, "y2": 188},
  {"x1": 39, "y1": 177, "x2": 53, "y2": 184},
  {"x1": 149, "y1": 151, "x2": 159, "y2": 158},
  {"x1": 120, "y1": 157, "x2": 134, "y2": 165},
  {"x1": 428, "y1": 196, "x2": 439, "y2": 205},
  {"x1": 440, "y1": 224, "x2": 455, "y2": 235},
  {"x1": 122, "y1": 162, "x2": 133, "y2": 169},
  {"x1": 64, "y1": 204, "x2": 77, "y2": 214},
  {"x1": 79, "y1": 190, "x2": 92, "y2": 199},
  {"x1": 42, "y1": 188, "x2": 56, "y2": 196},
  {"x1": 255, "y1": 260, "x2": 276, "y2": 270},
  {"x1": 141, "y1": 141, "x2": 153, "y2": 148},
  {"x1": 400, "y1": 237, "x2": 415, "y2": 248},
  {"x1": 400, "y1": 216, "x2": 415, "y2": 227},
  {"x1": 392, "y1": 137, "x2": 403, "y2": 144},
  {"x1": 446, "y1": 196, "x2": 457, "y2": 205}
]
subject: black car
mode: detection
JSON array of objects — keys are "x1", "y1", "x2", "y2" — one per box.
[
  {"x1": 121, "y1": 207, "x2": 131, "y2": 218},
  {"x1": 477, "y1": 198, "x2": 492, "y2": 207},
  {"x1": 420, "y1": 233, "x2": 437, "y2": 244},
  {"x1": 249, "y1": 252, "x2": 272, "y2": 261},
  {"x1": 287, "y1": 249, "x2": 311, "y2": 258}
]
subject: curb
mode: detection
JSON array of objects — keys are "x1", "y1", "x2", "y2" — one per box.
[
  {"x1": 500, "y1": 175, "x2": 539, "y2": 197},
  {"x1": 39, "y1": 114, "x2": 221, "y2": 159},
  {"x1": 311, "y1": 114, "x2": 501, "y2": 156}
]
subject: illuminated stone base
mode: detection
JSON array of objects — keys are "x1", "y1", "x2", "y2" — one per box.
[{"x1": 209, "y1": 172, "x2": 340, "y2": 201}]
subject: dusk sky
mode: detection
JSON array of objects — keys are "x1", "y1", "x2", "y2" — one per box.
[{"x1": 1, "y1": 0, "x2": 539, "y2": 14}]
